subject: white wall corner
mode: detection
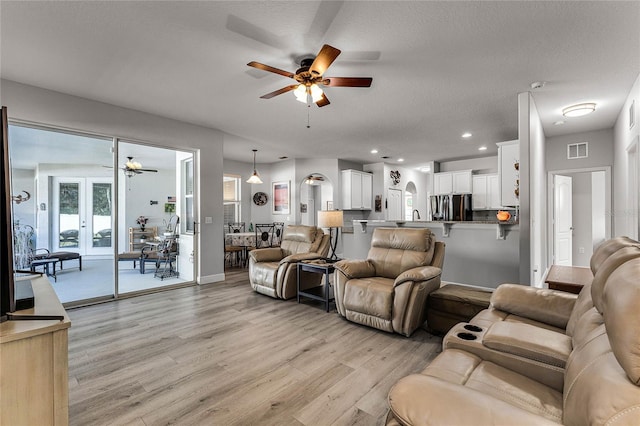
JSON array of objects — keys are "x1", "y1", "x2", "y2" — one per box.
[{"x1": 198, "y1": 273, "x2": 226, "y2": 284}]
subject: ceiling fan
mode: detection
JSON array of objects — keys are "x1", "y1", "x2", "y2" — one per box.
[
  {"x1": 248, "y1": 44, "x2": 373, "y2": 107},
  {"x1": 119, "y1": 156, "x2": 158, "y2": 177}
]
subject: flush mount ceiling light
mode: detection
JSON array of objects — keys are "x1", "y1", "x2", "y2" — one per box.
[
  {"x1": 562, "y1": 103, "x2": 596, "y2": 118},
  {"x1": 478, "y1": 146, "x2": 487, "y2": 151},
  {"x1": 462, "y1": 132, "x2": 472, "y2": 138},
  {"x1": 370, "y1": 149, "x2": 378, "y2": 154},
  {"x1": 246, "y1": 149, "x2": 263, "y2": 184},
  {"x1": 398, "y1": 158, "x2": 405, "y2": 162}
]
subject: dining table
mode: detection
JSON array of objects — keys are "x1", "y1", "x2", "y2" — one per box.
[{"x1": 225, "y1": 232, "x2": 257, "y2": 267}]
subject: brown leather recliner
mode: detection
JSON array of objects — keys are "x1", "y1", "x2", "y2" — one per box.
[
  {"x1": 249, "y1": 225, "x2": 330, "y2": 299},
  {"x1": 334, "y1": 228, "x2": 445, "y2": 337}
]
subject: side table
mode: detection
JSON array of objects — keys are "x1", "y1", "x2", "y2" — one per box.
[
  {"x1": 545, "y1": 264, "x2": 593, "y2": 294},
  {"x1": 30, "y1": 257, "x2": 60, "y2": 282},
  {"x1": 297, "y1": 260, "x2": 336, "y2": 312}
]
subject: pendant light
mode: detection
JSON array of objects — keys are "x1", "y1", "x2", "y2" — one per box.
[{"x1": 246, "y1": 149, "x2": 263, "y2": 184}]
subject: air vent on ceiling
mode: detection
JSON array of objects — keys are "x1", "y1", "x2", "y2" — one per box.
[{"x1": 567, "y1": 142, "x2": 588, "y2": 159}]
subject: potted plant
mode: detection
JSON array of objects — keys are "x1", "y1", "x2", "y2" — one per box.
[{"x1": 136, "y1": 215, "x2": 148, "y2": 231}]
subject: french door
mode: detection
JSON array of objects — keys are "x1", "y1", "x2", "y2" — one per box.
[{"x1": 52, "y1": 177, "x2": 113, "y2": 256}]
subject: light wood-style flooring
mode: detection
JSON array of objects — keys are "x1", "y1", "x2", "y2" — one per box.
[{"x1": 67, "y1": 269, "x2": 442, "y2": 425}]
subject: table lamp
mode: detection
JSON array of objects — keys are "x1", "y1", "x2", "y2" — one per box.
[{"x1": 317, "y1": 210, "x2": 343, "y2": 260}]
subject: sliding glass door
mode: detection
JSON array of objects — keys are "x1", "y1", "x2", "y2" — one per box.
[
  {"x1": 116, "y1": 142, "x2": 196, "y2": 295},
  {"x1": 8, "y1": 123, "x2": 197, "y2": 305},
  {"x1": 8, "y1": 124, "x2": 115, "y2": 304}
]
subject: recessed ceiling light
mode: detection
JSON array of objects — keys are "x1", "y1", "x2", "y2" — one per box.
[
  {"x1": 554, "y1": 120, "x2": 565, "y2": 126},
  {"x1": 562, "y1": 103, "x2": 596, "y2": 117},
  {"x1": 462, "y1": 132, "x2": 472, "y2": 138},
  {"x1": 530, "y1": 81, "x2": 546, "y2": 90},
  {"x1": 420, "y1": 166, "x2": 431, "y2": 173},
  {"x1": 398, "y1": 158, "x2": 404, "y2": 162},
  {"x1": 370, "y1": 149, "x2": 378, "y2": 154},
  {"x1": 478, "y1": 146, "x2": 487, "y2": 151}
]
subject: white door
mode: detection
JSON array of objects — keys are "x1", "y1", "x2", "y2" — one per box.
[
  {"x1": 53, "y1": 177, "x2": 113, "y2": 256},
  {"x1": 387, "y1": 188, "x2": 403, "y2": 220},
  {"x1": 554, "y1": 175, "x2": 573, "y2": 265}
]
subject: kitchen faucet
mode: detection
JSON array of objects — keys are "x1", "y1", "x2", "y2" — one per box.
[{"x1": 412, "y1": 209, "x2": 421, "y2": 221}]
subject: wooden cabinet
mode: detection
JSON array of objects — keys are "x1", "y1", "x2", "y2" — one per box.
[
  {"x1": 1, "y1": 276, "x2": 71, "y2": 425},
  {"x1": 434, "y1": 170, "x2": 472, "y2": 195},
  {"x1": 128, "y1": 226, "x2": 157, "y2": 251},
  {"x1": 497, "y1": 140, "x2": 520, "y2": 207},
  {"x1": 341, "y1": 170, "x2": 372, "y2": 210},
  {"x1": 472, "y1": 173, "x2": 502, "y2": 210}
]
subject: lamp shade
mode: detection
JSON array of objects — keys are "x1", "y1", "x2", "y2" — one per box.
[
  {"x1": 246, "y1": 149, "x2": 263, "y2": 184},
  {"x1": 317, "y1": 210, "x2": 343, "y2": 228}
]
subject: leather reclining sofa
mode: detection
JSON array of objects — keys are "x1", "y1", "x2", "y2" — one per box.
[
  {"x1": 248, "y1": 225, "x2": 330, "y2": 299},
  {"x1": 387, "y1": 236, "x2": 640, "y2": 425}
]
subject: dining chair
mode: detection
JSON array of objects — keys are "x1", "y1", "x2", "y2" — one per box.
[
  {"x1": 228, "y1": 222, "x2": 245, "y2": 233},
  {"x1": 255, "y1": 223, "x2": 275, "y2": 248},
  {"x1": 272, "y1": 222, "x2": 285, "y2": 247}
]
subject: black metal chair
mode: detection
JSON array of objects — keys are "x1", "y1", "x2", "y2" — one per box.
[
  {"x1": 272, "y1": 222, "x2": 285, "y2": 247},
  {"x1": 225, "y1": 222, "x2": 246, "y2": 267},
  {"x1": 255, "y1": 223, "x2": 275, "y2": 248}
]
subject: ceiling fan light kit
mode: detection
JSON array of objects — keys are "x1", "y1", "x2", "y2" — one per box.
[
  {"x1": 122, "y1": 156, "x2": 158, "y2": 178},
  {"x1": 562, "y1": 103, "x2": 596, "y2": 117},
  {"x1": 246, "y1": 149, "x2": 263, "y2": 184}
]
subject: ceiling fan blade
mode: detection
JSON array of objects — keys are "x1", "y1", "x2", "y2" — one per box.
[
  {"x1": 304, "y1": 1, "x2": 345, "y2": 47},
  {"x1": 247, "y1": 61, "x2": 294, "y2": 79},
  {"x1": 316, "y1": 94, "x2": 330, "y2": 107},
  {"x1": 322, "y1": 77, "x2": 373, "y2": 87},
  {"x1": 226, "y1": 15, "x2": 288, "y2": 51},
  {"x1": 310, "y1": 44, "x2": 341, "y2": 77},
  {"x1": 139, "y1": 169, "x2": 158, "y2": 173},
  {"x1": 260, "y1": 84, "x2": 299, "y2": 99}
]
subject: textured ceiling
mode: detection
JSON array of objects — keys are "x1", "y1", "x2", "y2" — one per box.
[{"x1": 1, "y1": 1, "x2": 639, "y2": 169}]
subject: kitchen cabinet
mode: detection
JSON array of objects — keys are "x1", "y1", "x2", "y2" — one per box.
[
  {"x1": 497, "y1": 140, "x2": 520, "y2": 207},
  {"x1": 472, "y1": 173, "x2": 502, "y2": 210},
  {"x1": 433, "y1": 170, "x2": 472, "y2": 194},
  {"x1": 341, "y1": 170, "x2": 372, "y2": 210}
]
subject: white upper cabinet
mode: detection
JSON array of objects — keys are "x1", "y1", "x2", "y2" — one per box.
[
  {"x1": 472, "y1": 173, "x2": 502, "y2": 210},
  {"x1": 434, "y1": 170, "x2": 472, "y2": 194},
  {"x1": 341, "y1": 169, "x2": 373, "y2": 210}
]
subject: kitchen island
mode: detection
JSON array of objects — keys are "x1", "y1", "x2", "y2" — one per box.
[{"x1": 342, "y1": 220, "x2": 520, "y2": 289}]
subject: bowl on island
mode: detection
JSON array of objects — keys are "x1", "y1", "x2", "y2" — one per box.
[{"x1": 496, "y1": 210, "x2": 511, "y2": 221}]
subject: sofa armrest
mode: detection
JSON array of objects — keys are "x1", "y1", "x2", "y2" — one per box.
[
  {"x1": 483, "y1": 322, "x2": 572, "y2": 368},
  {"x1": 491, "y1": 284, "x2": 578, "y2": 330},
  {"x1": 333, "y1": 259, "x2": 376, "y2": 279},
  {"x1": 249, "y1": 247, "x2": 283, "y2": 263},
  {"x1": 393, "y1": 266, "x2": 442, "y2": 288},
  {"x1": 388, "y1": 374, "x2": 560, "y2": 426},
  {"x1": 280, "y1": 252, "x2": 324, "y2": 265}
]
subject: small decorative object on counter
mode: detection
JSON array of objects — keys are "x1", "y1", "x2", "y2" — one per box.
[{"x1": 496, "y1": 210, "x2": 511, "y2": 221}]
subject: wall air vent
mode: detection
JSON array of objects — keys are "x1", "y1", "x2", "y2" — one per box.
[{"x1": 567, "y1": 142, "x2": 588, "y2": 159}]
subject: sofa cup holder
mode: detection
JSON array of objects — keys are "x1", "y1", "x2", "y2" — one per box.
[
  {"x1": 463, "y1": 324, "x2": 483, "y2": 332},
  {"x1": 457, "y1": 332, "x2": 477, "y2": 341}
]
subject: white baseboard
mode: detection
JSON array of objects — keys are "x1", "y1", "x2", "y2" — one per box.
[{"x1": 198, "y1": 273, "x2": 226, "y2": 285}]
